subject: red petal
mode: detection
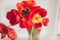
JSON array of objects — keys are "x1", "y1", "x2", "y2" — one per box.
[
  {"x1": 11, "y1": 9, "x2": 20, "y2": 24},
  {"x1": 26, "y1": 0, "x2": 36, "y2": 7},
  {"x1": 7, "y1": 28, "x2": 17, "y2": 40},
  {"x1": 34, "y1": 23, "x2": 42, "y2": 28},
  {"x1": 6, "y1": 12, "x2": 14, "y2": 20},
  {"x1": 11, "y1": 9, "x2": 20, "y2": 16},
  {"x1": 43, "y1": 18, "x2": 49, "y2": 26},
  {"x1": 6, "y1": 9, "x2": 20, "y2": 25},
  {"x1": 16, "y1": 2, "x2": 23, "y2": 11},
  {"x1": 6, "y1": 9, "x2": 20, "y2": 20},
  {"x1": 22, "y1": 1, "x2": 29, "y2": 8},
  {"x1": 39, "y1": 8, "x2": 47, "y2": 17},
  {"x1": 1, "y1": 33, "x2": 7, "y2": 39},
  {"x1": 9, "y1": 20, "x2": 18, "y2": 26},
  {"x1": 19, "y1": 17, "x2": 26, "y2": 28},
  {"x1": 25, "y1": 19, "x2": 33, "y2": 30},
  {"x1": 29, "y1": 6, "x2": 41, "y2": 18},
  {"x1": 19, "y1": 21, "x2": 25, "y2": 28},
  {"x1": 0, "y1": 23, "x2": 8, "y2": 39},
  {"x1": 20, "y1": 17, "x2": 33, "y2": 30}
]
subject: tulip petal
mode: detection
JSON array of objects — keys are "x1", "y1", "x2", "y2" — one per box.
[
  {"x1": 34, "y1": 23, "x2": 42, "y2": 28},
  {"x1": 42, "y1": 18, "x2": 49, "y2": 26},
  {"x1": 6, "y1": 9, "x2": 20, "y2": 25},
  {"x1": 16, "y1": 2, "x2": 23, "y2": 11},
  {"x1": 19, "y1": 21, "x2": 25, "y2": 28},
  {"x1": 39, "y1": 8, "x2": 47, "y2": 17},
  {"x1": 7, "y1": 28, "x2": 17, "y2": 40},
  {"x1": 25, "y1": 20, "x2": 33, "y2": 30},
  {"x1": 0, "y1": 23, "x2": 8, "y2": 39},
  {"x1": 1, "y1": 33, "x2": 6, "y2": 39}
]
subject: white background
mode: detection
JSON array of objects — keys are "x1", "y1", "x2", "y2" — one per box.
[{"x1": 0, "y1": 0, "x2": 60, "y2": 39}]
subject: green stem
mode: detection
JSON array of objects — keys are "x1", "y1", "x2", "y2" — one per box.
[{"x1": 29, "y1": 27, "x2": 34, "y2": 40}]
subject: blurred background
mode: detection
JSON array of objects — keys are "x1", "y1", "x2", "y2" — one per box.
[{"x1": 0, "y1": 0, "x2": 60, "y2": 40}]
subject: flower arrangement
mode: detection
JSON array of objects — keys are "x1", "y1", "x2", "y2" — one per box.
[{"x1": 0, "y1": 0, "x2": 49, "y2": 40}]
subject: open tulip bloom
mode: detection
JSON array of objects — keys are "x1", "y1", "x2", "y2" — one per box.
[
  {"x1": 0, "y1": 0, "x2": 49, "y2": 40},
  {"x1": 0, "y1": 23, "x2": 17, "y2": 40}
]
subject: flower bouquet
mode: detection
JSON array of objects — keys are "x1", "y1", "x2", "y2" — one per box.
[{"x1": 0, "y1": 0, "x2": 49, "y2": 40}]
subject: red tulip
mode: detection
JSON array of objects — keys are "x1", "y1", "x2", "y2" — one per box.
[
  {"x1": 0, "y1": 23, "x2": 17, "y2": 40},
  {"x1": 6, "y1": 0, "x2": 49, "y2": 30},
  {"x1": 29, "y1": 7, "x2": 49, "y2": 28}
]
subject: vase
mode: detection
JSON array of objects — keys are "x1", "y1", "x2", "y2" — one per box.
[{"x1": 28, "y1": 27, "x2": 41, "y2": 40}]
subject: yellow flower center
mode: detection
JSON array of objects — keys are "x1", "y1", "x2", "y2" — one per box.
[{"x1": 32, "y1": 14, "x2": 43, "y2": 23}]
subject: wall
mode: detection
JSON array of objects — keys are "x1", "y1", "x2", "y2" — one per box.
[
  {"x1": 56, "y1": 0, "x2": 60, "y2": 34},
  {"x1": 0, "y1": 0, "x2": 58, "y2": 38}
]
